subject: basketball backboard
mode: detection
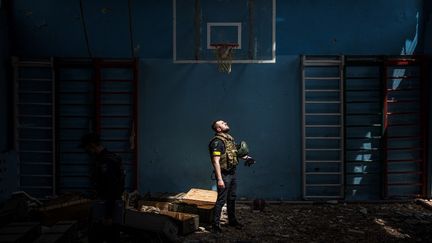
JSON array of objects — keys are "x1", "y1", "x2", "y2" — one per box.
[{"x1": 173, "y1": 0, "x2": 276, "y2": 63}]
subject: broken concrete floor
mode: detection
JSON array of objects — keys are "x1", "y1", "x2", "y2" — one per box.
[{"x1": 179, "y1": 201, "x2": 432, "y2": 243}]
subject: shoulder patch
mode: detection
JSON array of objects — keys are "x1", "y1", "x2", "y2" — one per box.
[{"x1": 210, "y1": 139, "x2": 222, "y2": 148}]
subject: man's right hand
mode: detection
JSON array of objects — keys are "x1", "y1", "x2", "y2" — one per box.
[{"x1": 217, "y1": 179, "x2": 225, "y2": 188}]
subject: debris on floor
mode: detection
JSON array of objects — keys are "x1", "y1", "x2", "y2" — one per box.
[
  {"x1": 2, "y1": 189, "x2": 432, "y2": 242},
  {"x1": 124, "y1": 188, "x2": 216, "y2": 239},
  {"x1": 179, "y1": 201, "x2": 432, "y2": 243}
]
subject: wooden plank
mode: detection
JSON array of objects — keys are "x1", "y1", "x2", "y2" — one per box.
[
  {"x1": 180, "y1": 188, "x2": 217, "y2": 207},
  {"x1": 170, "y1": 203, "x2": 214, "y2": 223}
]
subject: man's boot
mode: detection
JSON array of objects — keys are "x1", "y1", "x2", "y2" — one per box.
[
  {"x1": 228, "y1": 219, "x2": 244, "y2": 229},
  {"x1": 211, "y1": 224, "x2": 222, "y2": 233}
]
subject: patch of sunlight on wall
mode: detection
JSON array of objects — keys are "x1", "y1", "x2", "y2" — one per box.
[
  {"x1": 365, "y1": 132, "x2": 371, "y2": 138},
  {"x1": 354, "y1": 165, "x2": 367, "y2": 173},
  {"x1": 353, "y1": 177, "x2": 363, "y2": 185},
  {"x1": 355, "y1": 153, "x2": 371, "y2": 161},
  {"x1": 363, "y1": 143, "x2": 371, "y2": 149},
  {"x1": 392, "y1": 12, "x2": 419, "y2": 89}
]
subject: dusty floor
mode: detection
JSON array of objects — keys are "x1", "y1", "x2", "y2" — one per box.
[{"x1": 178, "y1": 201, "x2": 432, "y2": 243}]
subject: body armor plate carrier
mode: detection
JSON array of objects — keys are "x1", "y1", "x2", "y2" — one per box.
[{"x1": 212, "y1": 133, "x2": 239, "y2": 170}]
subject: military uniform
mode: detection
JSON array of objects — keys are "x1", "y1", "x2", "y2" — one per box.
[
  {"x1": 209, "y1": 133, "x2": 240, "y2": 228},
  {"x1": 88, "y1": 149, "x2": 125, "y2": 243},
  {"x1": 91, "y1": 149, "x2": 125, "y2": 201}
]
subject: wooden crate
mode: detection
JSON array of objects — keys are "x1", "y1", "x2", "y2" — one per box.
[
  {"x1": 173, "y1": 188, "x2": 216, "y2": 223},
  {"x1": 139, "y1": 199, "x2": 213, "y2": 224},
  {"x1": 146, "y1": 192, "x2": 185, "y2": 202},
  {"x1": 137, "y1": 200, "x2": 173, "y2": 211},
  {"x1": 35, "y1": 199, "x2": 92, "y2": 226},
  {"x1": 171, "y1": 203, "x2": 214, "y2": 224},
  {"x1": 159, "y1": 211, "x2": 199, "y2": 235},
  {"x1": 124, "y1": 209, "x2": 178, "y2": 242}
]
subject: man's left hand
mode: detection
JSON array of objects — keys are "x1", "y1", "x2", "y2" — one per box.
[{"x1": 244, "y1": 157, "x2": 256, "y2": 167}]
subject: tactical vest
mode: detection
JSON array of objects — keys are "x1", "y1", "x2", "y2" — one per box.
[{"x1": 212, "y1": 133, "x2": 239, "y2": 170}]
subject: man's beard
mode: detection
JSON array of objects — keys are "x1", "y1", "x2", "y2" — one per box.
[{"x1": 222, "y1": 127, "x2": 230, "y2": 133}]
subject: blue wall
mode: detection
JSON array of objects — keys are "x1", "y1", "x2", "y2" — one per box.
[
  {"x1": 423, "y1": 0, "x2": 432, "y2": 54},
  {"x1": 0, "y1": 1, "x2": 10, "y2": 152},
  {"x1": 0, "y1": 1, "x2": 14, "y2": 201},
  {"x1": 139, "y1": 57, "x2": 301, "y2": 199},
  {"x1": 279, "y1": 0, "x2": 422, "y2": 55},
  {"x1": 423, "y1": 0, "x2": 432, "y2": 198},
  {"x1": 10, "y1": 0, "x2": 427, "y2": 199},
  {"x1": 11, "y1": 0, "x2": 423, "y2": 58}
]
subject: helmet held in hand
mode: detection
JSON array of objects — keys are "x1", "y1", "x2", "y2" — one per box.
[{"x1": 236, "y1": 141, "x2": 249, "y2": 157}]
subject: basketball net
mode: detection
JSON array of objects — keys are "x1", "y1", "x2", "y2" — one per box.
[{"x1": 214, "y1": 44, "x2": 236, "y2": 74}]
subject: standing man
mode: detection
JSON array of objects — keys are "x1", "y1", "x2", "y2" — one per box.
[
  {"x1": 80, "y1": 133, "x2": 125, "y2": 243},
  {"x1": 209, "y1": 120, "x2": 255, "y2": 233}
]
